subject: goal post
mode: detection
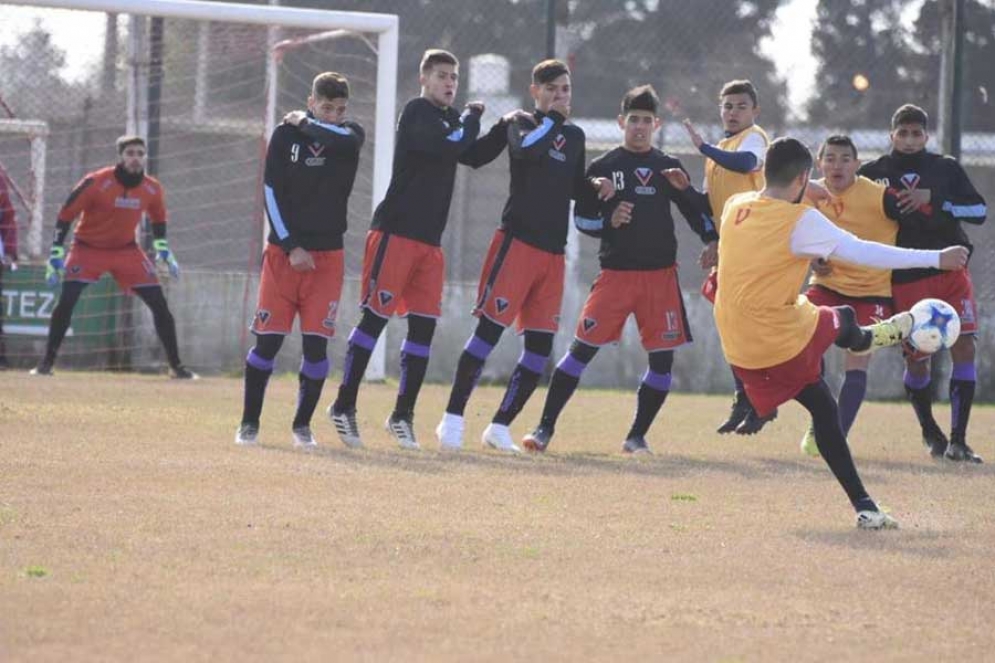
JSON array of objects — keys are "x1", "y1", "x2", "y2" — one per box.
[{"x1": 2, "y1": 0, "x2": 397, "y2": 378}]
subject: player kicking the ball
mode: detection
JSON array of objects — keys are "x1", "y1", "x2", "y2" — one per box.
[
  {"x1": 713, "y1": 137, "x2": 968, "y2": 529},
  {"x1": 520, "y1": 85, "x2": 716, "y2": 454}
]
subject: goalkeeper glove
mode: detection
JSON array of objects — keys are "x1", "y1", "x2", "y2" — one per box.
[
  {"x1": 153, "y1": 239, "x2": 181, "y2": 278},
  {"x1": 45, "y1": 245, "x2": 66, "y2": 287}
]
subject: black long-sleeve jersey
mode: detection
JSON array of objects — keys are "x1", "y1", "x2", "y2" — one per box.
[
  {"x1": 574, "y1": 147, "x2": 717, "y2": 270},
  {"x1": 858, "y1": 150, "x2": 987, "y2": 284},
  {"x1": 461, "y1": 109, "x2": 588, "y2": 255},
  {"x1": 370, "y1": 97, "x2": 482, "y2": 246},
  {"x1": 263, "y1": 116, "x2": 365, "y2": 251}
]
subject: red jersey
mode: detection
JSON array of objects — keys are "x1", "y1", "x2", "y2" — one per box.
[{"x1": 58, "y1": 166, "x2": 166, "y2": 249}]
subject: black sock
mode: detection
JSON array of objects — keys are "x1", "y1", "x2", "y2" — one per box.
[
  {"x1": 903, "y1": 370, "x2": 939, "y2": 434},
  {"x1": 539, "y1": 341, "x2": 598, "y2": 430},
  {"x1": 293, "y1": 358, "x2": 328, "y2": 429},
  {"x1": 394, "y1": 341, "x2": 430, "y2": 419},
  {"x1": 44, "y1": 281, "x2": 87, "y2": 364},
  {"x1": 241, "y1": 349, "x2": 274, "y2": 426},
  {"x1": 446, "y1": 335, "x2": 495, "y2": 416},
  {"x1": 493, "y1": 350, "x2": 546, "y2": 426},
  {"x1": 135, "y1": 286, "x2": 182, "y2": 367},
  {"x1": 949, "y1": 363, "x2": 976, "y2": 444},
  {"x1": 795, "y1": 379, "x2": 875, "y2": 512},
  {"x1": 627, "y1": 371, "x2": 671, "y2": 439},
  {"x1": 333, "y1": 319, "x2": 383, "y2": 414}
]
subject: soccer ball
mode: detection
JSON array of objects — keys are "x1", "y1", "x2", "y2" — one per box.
[{"x1": 907, "y1": 298, "x2": 961, "y2": 354}]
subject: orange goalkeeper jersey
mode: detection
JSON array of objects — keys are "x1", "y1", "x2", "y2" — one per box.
[{"x1": 58, "y1": 166, "x2": 166, "y2": 249}]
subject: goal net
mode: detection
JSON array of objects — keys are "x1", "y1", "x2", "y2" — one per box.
[{"x1": 0, "y1": 0, "x2": 397, "y2": 376}]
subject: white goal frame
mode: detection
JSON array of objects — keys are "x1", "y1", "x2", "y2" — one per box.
[
  {"x1": 7, "y1": 0, "x2": 398, "y2": 379},
  {"x1": 0, "y1": 119, "x2": 49, "y2": 259}
]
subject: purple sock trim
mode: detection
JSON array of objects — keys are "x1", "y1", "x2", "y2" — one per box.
[
  {"x1": 904, "y1": 370, "x2": 931, "y2": 390},
  {"x1": 952, "y1": 362, "x2": 976, "y2": 382},
  {"x1": 465, "y1": 335, "x2": 494, "y2": 361},
  {"x1": 642, "y1": 369, "x2": 672, "y2": 392},
  {"x1": 519, "y1": 350, "x2": 547, "y2": 374},
  {"x1": 401, "y1": 339, "x2": 431, "y2": 358},
  {"x1": 348, "y1": 328, "x2": 377, "y2": 351},
  {"x1": 556, "y1": 354, "x2": 587, "y2": 378},
  {"x1": 246, "y1": 349, "x2": 274, "y2": 372},
  {"x1": 300, "y1": 358, "x2": 329, "y2": 380}
]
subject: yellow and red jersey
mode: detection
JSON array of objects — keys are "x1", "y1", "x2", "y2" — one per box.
[
  {"x1": 59, "y1": 166, "x2": 166, "y2": 249},
  {"x1": 714, "y1": 191, "x2": 820, "y2": 369},
  {"x1": 705, "y1": 124, "x2": 769, "y2": 223}
]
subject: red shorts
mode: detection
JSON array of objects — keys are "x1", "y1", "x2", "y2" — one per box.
[
  {"x1": 252, "y1": 244, "x2": 343, "y2": 338},
  {"x1": 732, "y1": 307, "x2": 840, "y2": 418},
  {"x1": 65, "y1": 242, "x2": 158, "y2": 292},
  {"x1": 576, "y1": 267, "x2": 692, "y2": 351},
  {"x1": 474, "y1": 230, "x2": 564, "y2": 333},
  {"x1": 804, "y1": 284, "x2": 894, "y2": 326},
  {"x1": 360, "y1": 231, "x2": 444, "y2": 318},
  {"x1": 701, "y1": 269, "x2": 717, "y2": 305},
  {"x1": 892, "y1": 270, "x2": 978, "y2": 335}
]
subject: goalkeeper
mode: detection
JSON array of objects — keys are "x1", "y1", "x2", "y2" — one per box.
[{"x1": 31, "y1": 135, "x2": 195, "y2": 379}]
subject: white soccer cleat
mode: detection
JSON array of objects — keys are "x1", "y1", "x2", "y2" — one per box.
[
  {"x1": 235, "y1": 423, "x2": 259, "y2": 446},
  {"x1": 386, "y1": 415, "x2": 420, "y2": 450},
  {"x1": 482, "y1": 423, "x2": 521, "y2": 454},
  {"x1": 856, "y1": 510, "x2": 899, "y2": 530},
  {"x1": 800, "y1": 426, "x2": 819, "y2": 458},
  {"x1": 328, "y1": 405, "x2": 363, "y2": 449},
  {"x1": 292, "y1": 426, "x2": 318, "y2": 449},
  {"x1": 436, "y1": 413, "x2": 465, "y2": 451}
]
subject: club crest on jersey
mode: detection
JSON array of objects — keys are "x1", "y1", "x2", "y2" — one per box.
[
  {"x1": 900, "y1": 173, "x2": 920, "y2": 190},
  {"x1": 378, "y1": 290, "x2": 394, "y2": 307},
  {"x1": 634, "y1": 167, "x2": 656, "y2": 195},
  {"x1": 548, "y1": 134, "x2": 567, "y2": 162},
  {"x1": 495, "y1": 297, "x2": 510, "y2": 314},
  {"x1": 306, "y1": 143, "x2": 326, "y2": 167},
  {"x1": 582, "y1": 317, "x2": 597, "y2": 332}
]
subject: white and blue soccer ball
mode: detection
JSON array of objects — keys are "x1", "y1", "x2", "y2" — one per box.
[{"x1": 907, "y1": 298, "x2": 961, "y2": 354}]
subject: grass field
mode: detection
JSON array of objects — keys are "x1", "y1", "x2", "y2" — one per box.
[{"x1": 2, "y1": 371, "x2": 994, "y2": 662}]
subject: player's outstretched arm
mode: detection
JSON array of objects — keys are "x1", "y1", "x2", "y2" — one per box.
[
  {"x1": 286, "y1": 110, "x2": 366, "y2": 153},
  {"x1": 682, "y1": 119, "x2": 759, "y2": 173},
  {"x1": 460, "y1": 109, "x2": 523, "y2": 169}
]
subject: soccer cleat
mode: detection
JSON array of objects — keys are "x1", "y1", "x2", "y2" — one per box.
[
  {"x1": 622, "y1": 436, "x2": 652, "y2": 455},
  {"x1": 30, "y1": 361, "x2": 54, "y2": 376},
  {"x1": 852, "y1": 312, "x2": 914, "y2": 356},
  {"x1": 944, "y1": 440, "x2": 983, "y2": 464},
  {"x1": 856, "y1": 510, "x2": 899, "y2": 530},
  {"x1": 235, "y1": 423, "x2": 259, "y2": 446},
  {"x1": 329, "y1": 405, "x2": 363, "y2": 449},
  {"x1": 922, "y1": 427, "x2": 949, "y2": 458},
  {"x1": 169, "y1": 364, "x2": 199, "y2": 380},
  {"x1": 435, "y1": 413, "x2": 466, "y2": 451},
  {"x1": 386, "y1": 414, "x2": 420, "y2": 450},
  {"x1": 482, "y1": 423, "x2": 521, "y2": 454},
  {"x1": 735, "y1": 407, "x2": 777, "y2": 435},
  {"x1": 800, "y1": 426, "x2": 819, "y2": 457},
  {"x1": 717, "y1": 390, "x2": 752, "y2": 434},
  {"x1": 522, "y1": 425, "x2": 554, "y2": 453},
  {"x1": 292, "y1": 426, "x2": 318, "y2": 449}
]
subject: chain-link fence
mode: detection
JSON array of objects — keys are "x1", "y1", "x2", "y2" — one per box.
[{"x1": 1, "y1": 0, "x2": 993, "y2": 398}]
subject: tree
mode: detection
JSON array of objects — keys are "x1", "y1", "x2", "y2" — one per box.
[{"x1": 0, "y1": 22, "x2": 87, "y2": 119}]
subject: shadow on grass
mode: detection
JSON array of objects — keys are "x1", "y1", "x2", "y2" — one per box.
[{"x1": 791, "y1": 527, "x2": 952, "y2": 559}]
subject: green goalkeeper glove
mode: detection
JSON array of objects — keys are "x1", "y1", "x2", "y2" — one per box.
[
  {"x1": 45, "y1": 245, "x2": 66, "y2": 287},
  {"x1": 153, "y1": 239, "x2": 180, "y2": 278}
]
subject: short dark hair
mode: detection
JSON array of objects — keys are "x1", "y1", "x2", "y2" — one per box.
[
  {"x1": 621, "y1": 85, "x2": 660, "y2": 116},
  {"x1": 420, "y1": 49, "x2": 458, "y2": 74},
  {"x1": 891, "y1": 104, "x2": 928, "y2": 130},
  {"x1": 764, "y1": 137, "x2": 813, "y2": 187},
  {"x1": 818, "y1": 134, "x2": 858, "y2": 160},
  {"x1": 116, "y1": 135, "x2": 146, "y2": 154},
  {"x1": 312, "y1": 72, "x2": 349, "y2": 100},
  {"x1": 719, "y1": 79, "x2": 758, "y2": 107},
  {"x1": 532, "y1": 59, "x2": 570, "y2": 85}
]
